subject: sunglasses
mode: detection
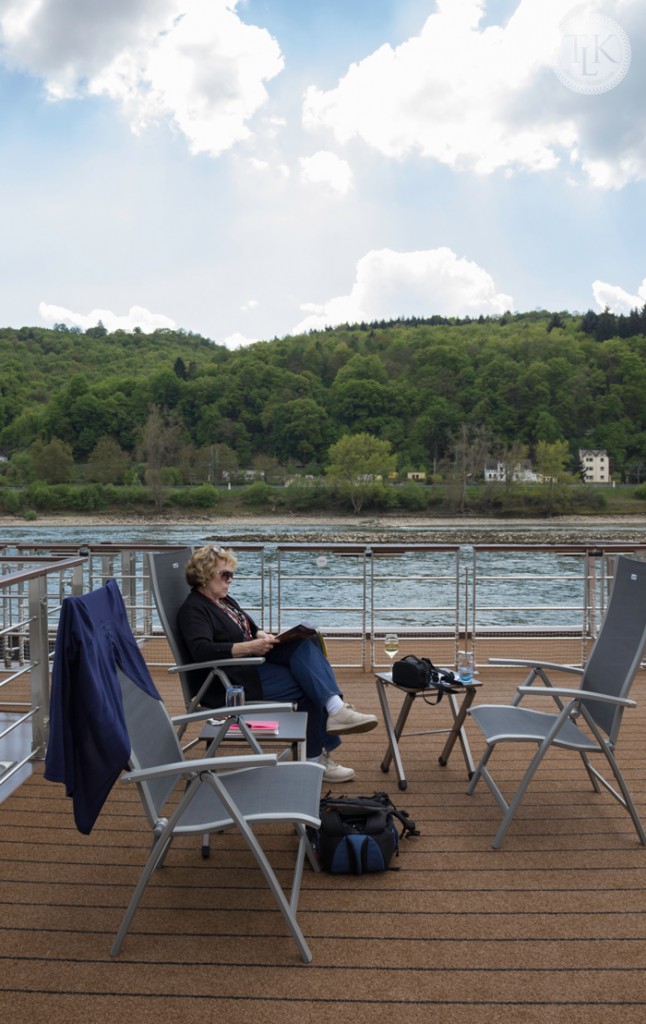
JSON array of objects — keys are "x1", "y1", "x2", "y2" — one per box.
[{"x1": 217, "y1": 570, "x2": 234, "y2": 582}]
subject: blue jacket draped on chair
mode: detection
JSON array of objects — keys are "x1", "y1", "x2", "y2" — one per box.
[{"x1": 45, "y1": 579, "x2": 161, "y2": 834}]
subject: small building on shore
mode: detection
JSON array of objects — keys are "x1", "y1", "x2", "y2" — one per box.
[
  {"x1": 579, "y1": 449, "x2": 610, "y2": 484},
  {"x1": 483, "y1": 460, "x2": 538, "y2": 483}
]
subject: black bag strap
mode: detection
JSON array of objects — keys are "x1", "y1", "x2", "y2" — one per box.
[
  {"x1": 422, "y1": 661, "x2": 459, "y2": 704},
  {"x1": 389, "y1": 806, "x2": 420, "y2": 838},
  {"x1": 369, "y1": 790, "x2": 420, "y2": 838},
  {"x1": 320, "y1": 799, "x2": 388, "y2": 834},
  {"x1": 321, "y1": 790, "x2": 421, "y2": 839}
]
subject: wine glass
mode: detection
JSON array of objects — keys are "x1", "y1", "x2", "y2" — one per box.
[{"x1": 384, "y1": 632, "x2": 399, "y2": 661}]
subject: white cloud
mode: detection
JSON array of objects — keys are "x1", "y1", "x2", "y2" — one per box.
[
  {"x1": 592, "y1": 277, "x2": 646, "y2": 314},
  {"x1": 221, "y1": 330, "x2": 256, "y2": 349},
  {"x1": 292, "y1": 247, "x2": 513, "y2": 332},
  {"x1": 39, "y1": 301, "x2": 176, "y2": 333},
  {"x1": 0, "y1": 0, "x2": 283, "y2": 157},
  {"x1": 299, "y1": 150, "x2": 353, "y2": 195},
  {"x1": 302, "y1": 0, "x2": 645, "y2": 187}
]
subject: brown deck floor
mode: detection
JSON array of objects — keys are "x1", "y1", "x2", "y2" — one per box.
[{"x1": 2, "y1": 664, "x2": 646, "y2": 1024}]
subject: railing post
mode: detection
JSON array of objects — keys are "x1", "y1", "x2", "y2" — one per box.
[
  {"x1": 28, "y1": 576, "x2": 50, "y2": 759},
  {"x1": 458, "y1": 547, "x2": 466, "y2": 669},
  {"x1": 141, "y1": 554, "x2": 153, "y2": 638},
  {"x1": 363, "y1": 547, "x2": 370, "y2": 670},
  {"x1": 121, "y1": 551, "x2": 137, "y2": 631},
  {"x1": 267, "y1": 564, "x2": 273, "y2": 634},
  {"x1": 72, "y1": 551, "x2": 87, "y2": 595}
]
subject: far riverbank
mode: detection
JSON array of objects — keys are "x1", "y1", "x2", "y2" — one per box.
[{"x1": 2, "y1": 512, "x2": 646, "y2": 546}]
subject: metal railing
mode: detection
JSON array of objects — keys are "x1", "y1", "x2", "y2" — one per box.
[
  {"x1": 0, "y1": 555, "x2": 86, "y2": 797},
  {"x1": 468, "y1": 544, "x2": 644, "y2": 665},
  {"x1": 1, "y1": 539, "x2": 645, "y2": 794}
]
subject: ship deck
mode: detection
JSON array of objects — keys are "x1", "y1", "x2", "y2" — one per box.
[{"x1": 2, "y1": 653, "x2": 646, "y2": 1024}]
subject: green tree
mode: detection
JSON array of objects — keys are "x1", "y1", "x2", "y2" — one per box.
[
  {"x1": 262, "y1": 397, "x2": 334, "y2": 465},
  {"x1": 326, "y1": 432, "x2": 396, "y2": 513},
  {"x1": 207, "y1": 442, "x2": 239, "y2": 485},
  {"x1": 87, "y1": 437, "x2": 131, "y2": 484},
  {"x1": 411, "y1": 398, "x2": 458, "y2": 473},
  {"x1": 85, "y1": 320, "x2": 108, "y2": 338},
  {"x1": 448, "y1": 424, "x2": 491, "y2": 514},
  {"x1": 530, "y1": 409, "x2": 562, "y2": 445},
  {"x1": 329, "y1": 378, "x2": 403, "y2": 437},
  {"x1": 137, "y1": 407, "x2": 183, "y2": 511},
  {"x1": 173, "y1": 356, "x2": 188, "y2": 380},
  {"x1": 332, "y1": 353, "x2": 389, "y2": 385},
  {"x1": 29, "y1": 437, "x2": 75, "y2": 483},
  {"x1": 535, "y1": 439, "x2": 571, "y2": 515},
  {"x1": 498, "y1": 439, "x2": 529, "y2": 497}
]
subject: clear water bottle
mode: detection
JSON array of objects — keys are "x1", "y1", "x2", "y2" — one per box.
[
  {"x1": 457, "y1": 651, "x2": 474, "y2": 684},
  {"x1": 225, "y1": 686, "x2": 245, "y2": 708}
]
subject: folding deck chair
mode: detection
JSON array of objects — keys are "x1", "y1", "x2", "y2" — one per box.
[
  {"x1": 45, "y1": 580, "x2": 324, "y2": 963},
  {"x1": 147, "y1": 547, "x2": 307, "y2": 759},
  {"x1": 467, "y1": 554, "x2": 646, "y2": 849}
]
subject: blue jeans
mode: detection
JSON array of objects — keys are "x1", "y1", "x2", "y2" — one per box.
[{"x1": 258, "y1": 638, "x2": 342, "y2": 758}]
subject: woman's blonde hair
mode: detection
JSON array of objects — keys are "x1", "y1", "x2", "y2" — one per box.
[{"x1": 185, "y1": 545, "x2": 238, "y2": 588}]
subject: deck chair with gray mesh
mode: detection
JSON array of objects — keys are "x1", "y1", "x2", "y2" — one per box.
[
  {"x1": 467, "y1": 554, "x2": 646, "y2": 849},
  {"x1": 113, "y1": 665, "x2": 323, "y2": 963},
  {"x1": 147, "y1": 547, "x2": 306, "y2": 759},
  {"x1": 147, "y1": 547, "x2": 263, "y2": 722}
]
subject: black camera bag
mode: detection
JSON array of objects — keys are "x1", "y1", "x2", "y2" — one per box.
[
  {"x1": 311, "y1": 791, "x2": 420, "y2": 874},
  {"x1": 391, "y1": 655, "x2": 457, "y2": 700}
]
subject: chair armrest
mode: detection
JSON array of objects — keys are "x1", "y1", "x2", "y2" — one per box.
[
  {"x1": 121, "y1": 752, "x2": 279, "y2": 784},
  {"x1": 516, "y1": 685, "x2": 636, "y2": 708},
  {"x1": 490, "y1": 658, "x2": 583, "y2": 675},
  {"x1": 168, "y1": 657, "x2": 265, "y2": 674},
  {"x1": 170, "y1": 701, "x2": 296, "y2": 726}
]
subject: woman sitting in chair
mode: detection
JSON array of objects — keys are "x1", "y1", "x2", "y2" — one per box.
[{"x1": 177, "y1": 545, "x2": 377, "y2": 783}]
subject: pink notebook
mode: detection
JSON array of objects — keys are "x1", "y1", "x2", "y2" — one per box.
[{"x1": 228, "y1": 720, "x2": 280, "y2": 735}]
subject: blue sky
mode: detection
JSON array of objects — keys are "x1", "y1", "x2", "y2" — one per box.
[{"x1": 0, "y1": 0, "x2": 644, "y2": 346}]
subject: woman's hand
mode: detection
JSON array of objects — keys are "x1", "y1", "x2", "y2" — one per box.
[{"x1": 232, "y1": 634, "x2": 278, "y2": 657}]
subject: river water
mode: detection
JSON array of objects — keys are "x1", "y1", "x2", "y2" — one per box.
[
  {"x1": 2, "y1": 515, "x2": 646, "y2": 548},
  {"x1": 3, "y1": 517, "x2": 645, "y2": 631}
]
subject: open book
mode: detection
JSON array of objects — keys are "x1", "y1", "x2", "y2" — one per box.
[{"x1": 274, "y1": 621, "x2": 318, "y2": 646}]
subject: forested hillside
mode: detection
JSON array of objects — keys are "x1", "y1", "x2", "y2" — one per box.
[{"x1": 1, "y1": 309, "x2": 646, "y2": 510}]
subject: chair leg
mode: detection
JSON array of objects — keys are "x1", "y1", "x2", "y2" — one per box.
[
  {"x1": 466, "y1": 743, "x2": 494, "y2": 796},
  {"x1": 297, "y1": 821, "x2": 321, "y2": 874},
  {"x1": 575, "y1": 707, "x2": 646, "y2": 845},
  {"x1": 152, "y1": 826, "x2": 174, "y2": 869},
  {"x1": 205, "y1": 773, "x2": 314, "y2": 963},
  {"x1": 290, "y1": 823, "x2": 321, "y2": 910},
  {"x1": 111, "y1": 819, "x2": 176, "y2": 956},
  {"x1": 592, "y1": 743, "x2": 646, "y2": 845},
  {"x1": 468, "y1": 737, "x2": 557, "y2": 849},
  {"x1": 111, "y1": 776, "x2": 204, "y2": 956},
  {"x1": 579, "y1": 749, "x2": 603, "y2": 793},
  {"x1": 490, "y1": 742, "x2": 548, "y2": 849}
]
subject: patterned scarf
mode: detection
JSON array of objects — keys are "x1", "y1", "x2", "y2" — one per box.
[{"x1": 217, "y1": 598, "x2": 253, "y2": 640}]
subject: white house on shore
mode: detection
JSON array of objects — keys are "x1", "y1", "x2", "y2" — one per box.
[
  {"x1": 483, "y1": 460, "x2": 539, "y2": 483},
  {"x1": 579, "y1": 449, "x2": 610, "y2": 484}
]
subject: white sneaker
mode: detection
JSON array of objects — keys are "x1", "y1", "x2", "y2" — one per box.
[
  {"x1": 319, "y1": 752, "x2": 355, "y2": 783},
  {"x1": 326, "y1": 702, "x2": 378, "y2": 735}
]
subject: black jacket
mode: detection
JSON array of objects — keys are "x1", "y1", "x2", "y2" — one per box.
[{"x1": 176, "y1": 589, "x2": 264, "y2": 705}]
